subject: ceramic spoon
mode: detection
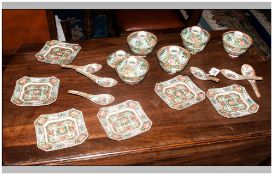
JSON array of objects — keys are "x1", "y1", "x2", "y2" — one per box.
[
  {"x1": 61, "y1": 63, "x2": 102, "y2": 73},
  {"x1": 221, "y1": 69, "x2": 263, "y2": 80},
  {"x1": 241, "y1": 64, "x2": 261, "y2": 98},
  {"x1": 68, "y1": 90, "x2": 115, "y2": 105},
  {"x1": 190, "y1": 67, "x2": 219, "y2": 82},
  {"x1": 61, "y1": 64, "x2": 117, "y2": 87}
]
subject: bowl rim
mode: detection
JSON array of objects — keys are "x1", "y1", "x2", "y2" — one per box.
[
  {"x1": 127, "y1": 31, "x2": 158, "y2": 49},
  {"x1": 115, "y1": 56, "x2": 150, "y2": 78},
  {"x1": 180, "y1": 26, "x2": 211, "y2": 44},
  {"x1": 156, "y1": 45, "x2": 191, "y2": 65},
  {"x1": 222, "y1": 30, "x2": 253, "y2": 49}
]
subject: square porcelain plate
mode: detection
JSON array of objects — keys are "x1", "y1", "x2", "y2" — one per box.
[
  {"x1": 206, "y1": 84, "x2": 259, "y2": 118},
  {"x1": 34, "y1": 108, "x2": 89, "y2": 151},
  {"x1": 35, "y1": 40, "x2": 81, "y2": 65},
  {"x1": 155, "y1": 75, "x2": 205, "y2": 110},
  {"x1": 97, "y1": 100, "x2": 152, "y2": 141},
  {"x1": 11, "y1": 76, "x2": 60, "y2": 106}
]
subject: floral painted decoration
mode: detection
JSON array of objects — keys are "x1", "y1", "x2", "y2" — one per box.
[
  {"x1": 11, "y1": 76, "x2": 60, "y2": 106},
  {"x1": 116, "y1": 56, "x2": 149, "y2": 85},
  {"x1": 127, "y1": 31, "x2": 157, "y2": 55},
  {"x1": 180, "y1": 26, "x2": 210, "y2": 54},
  {"x1": 97, "y1": 100, "x2": 152, "y2": 141},
  {"x1": 222, "y1": 31, "x2": 253, "y2": 58},
  {"x1": 206, "y1": 84, "x2": 259, "y2": 118},
  {"x1": 107, "y1": 50, "x2": 130, "y2": 68},
  {"x1": 34, "y1": 108, "x2": 89, "y2": 151},
  {"x1": 155, "y1": 75, "x2": 206, "y2": 110},
  {"x1": 35, "y1": 40, "x2": 81, "y2": 65},
  {"x1": 157, "y1": 45, "x2": 191, "y2": 74}
]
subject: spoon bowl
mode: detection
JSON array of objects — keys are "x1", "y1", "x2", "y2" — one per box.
[
  {"x1": 190, "y1": 67, "x2": 219, "y2": 82},
  {"x1": 68, "y1": 90, "x2": 115, "y2": 105},
  {"x1": 241, "y1": 64, "x2": 261, "y2": 98}
]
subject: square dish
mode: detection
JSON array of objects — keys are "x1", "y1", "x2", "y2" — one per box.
[
  {"x1": 97, "y1": 100, "x2": 152, "y2": 141},
  {"x1": 206, "y1": 84, "x2": 259, "y2": 118},
  {"x1": 11, "y1": 76, "x2": 60, "y2": 106},
  {"x1": 34, "y1": 108, "x2": 89, "y2": 151},
  {"x1": 35, "y1": 40, "x2": 81, "y2": 65},
  {"x1": 155, "y1": 75, "x2": 205, "y2": 110}
]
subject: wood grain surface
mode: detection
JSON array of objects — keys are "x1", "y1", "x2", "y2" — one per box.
[{"x1": 3, "y1": 31, "x2": 271, "y2": 165}]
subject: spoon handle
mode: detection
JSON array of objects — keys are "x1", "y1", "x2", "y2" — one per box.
[
  {"x1": 208, "y1": 76, "x2": 220, "y2": 82},
  {"x1": 61, "y1": 64, "x2": 78, "y2": 69},
  {"x1": 249, "y1": 81, "x2": 261, "y2": 98},
  {"x1": 243, "y1": 75, "x2": 263, "y2": 80},
  {"x1": 68, "y1": 90, "x2": 92, "y2": 100}
]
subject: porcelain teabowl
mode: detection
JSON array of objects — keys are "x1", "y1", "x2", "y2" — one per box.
[
  {"x1": 127, "y1": 31, "x2": 157, "y2": 55},
  {"x1": 222, "y1": 31, "x2": 253, "y2": 58},
  {"x1": 157, "y1": 45, "x2": 191, "y2": 74},
  {"x1": 180, "y1": 26, "x2": 210, "y2": 54},
  {"x1": 116, "y1": 56, "x2": 149, "y2": 85},
  {"x1": 107, "y1": 50, "x2": 130, "y2": 68}
]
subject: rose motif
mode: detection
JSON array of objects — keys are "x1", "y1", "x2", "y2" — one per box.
[
  {"x1": 98, "y1": 110, "x2": 107, "y2": 118},
  {"x1": 249, "y1": 104, "x2": 258, "y2": 112},
  {"x1": 38, "y1": 117, "x2": 46, "y2": 125},
  {"x1": 207, "y1": 90, "x2": 215, "y2": 98},
  {"x1": 70, "y1": 110, "x2": 79, "y2": 117},
  {"x1": 143, "y1": 122, "x2": 151, "y2": 129}
]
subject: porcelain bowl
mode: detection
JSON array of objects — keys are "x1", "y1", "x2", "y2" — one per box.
[
  {"x1": 180, "y1": 26, "x2": 210, "y2": 54},
  {"x1": 107, "y1": 50, "x2": 130, "y2": 68},
  {"x1": 222, "y1": 31, "x2": 253, "y2": 58},
  {"x1": 115, "y1": 56, "x2": 149, "y2": 85},
  {"x1": 157, "y1": 45, "x2": 191, "y2": 74},
  {"x1": 127, "y1": 31, "x2": 157, "y2": 56}
]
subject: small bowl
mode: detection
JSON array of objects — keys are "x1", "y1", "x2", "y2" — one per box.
[
  {"x1": 157, "y1": 45, "x2": 191, "y2": 74},
  {"x1": 222, "y1": 31, "x2": 253, "y2": 58},
  {"x1": 115, "y1": 56, "x2": 149, "y2": 85},
  {"x1": 127, "y1": 31, "x2": 157, "y2": 56},
  {"x1": 107, "y1": 50, "x2": 130, "y2": 68},
  {"x1": 180, "y1": 26, "x2": 210, "y2": 54}
]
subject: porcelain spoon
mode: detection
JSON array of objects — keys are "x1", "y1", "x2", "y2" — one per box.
[
  {"x1": 241, "y1": 64, "x2": 261, "y2": 98},
  {"x1": 61, "y1": 64, "x2": 117, "y2": 87},
  {"x1": 221, "y1": 69, "x2": 263, "y2": 80},
  {"x1": 61, "y1": 63, "x2": 102, "y2": 73},
  {"x1": 68, "y1": 90, "x2": 115, "y2": 105},
  {"x1": 190, "y1": 67, "x2": 219, "y2": 82}
]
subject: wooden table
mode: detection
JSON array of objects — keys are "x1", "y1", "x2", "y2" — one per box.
[{"x1": 3, "y1": 31, "x2": 271, "y2": 165}]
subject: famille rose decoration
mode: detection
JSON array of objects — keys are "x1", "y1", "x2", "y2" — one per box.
[
  {"x1": 154, "y1": 75, "x2": 206, "y2": 110},
  {"x1": 61, "y1": 64, "x2": 117, "y2": 87},
  {"x1": 68, "y1": 90, "x2": 115, "y2": 105},
  {"x1": 97, "y1": 100, "x2": 152, "y2": 141},
  {"x1": 61, "y1": 63, "x2": 102, "y2": 74},
  {"x1": 221, "y1": 69, "x2": 263, "y2": 81},
  {"x1": 11, "y1": 76, "x2": 60, "y2": 106},
  {"x1": 127, "y1": 31, "x2": 157, "y2": 55},
  {"x1": 107, "y1": 50, "x2": 130, "y2": 68},
  {"x1": 34, "y1": 108, "x2": 89, "y2": 151},
  {"x1": 222, "y1": 31, "x2": 253, "y2": 58},
  {"x1": 180, "y1": 26, "x2": 210, "y2": 54},
  {"x1": 157, "y1": 45, "x2": 191, "y2": 74},
  {"x1": 206, "y1": 84, "x2": 259, "y2": 118},
  {"x1": 116, "y1": 56, "x2": 149, "y2": 85},
  {"x1": 241, "y1": 64, "x2": 261, "y2": 98},
  {"x1": 190, "y1": 67, "x2": 219, "y2": 82},
  {"x1": 35, "y1": 40, "x2": 81, "y2": 65}
]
